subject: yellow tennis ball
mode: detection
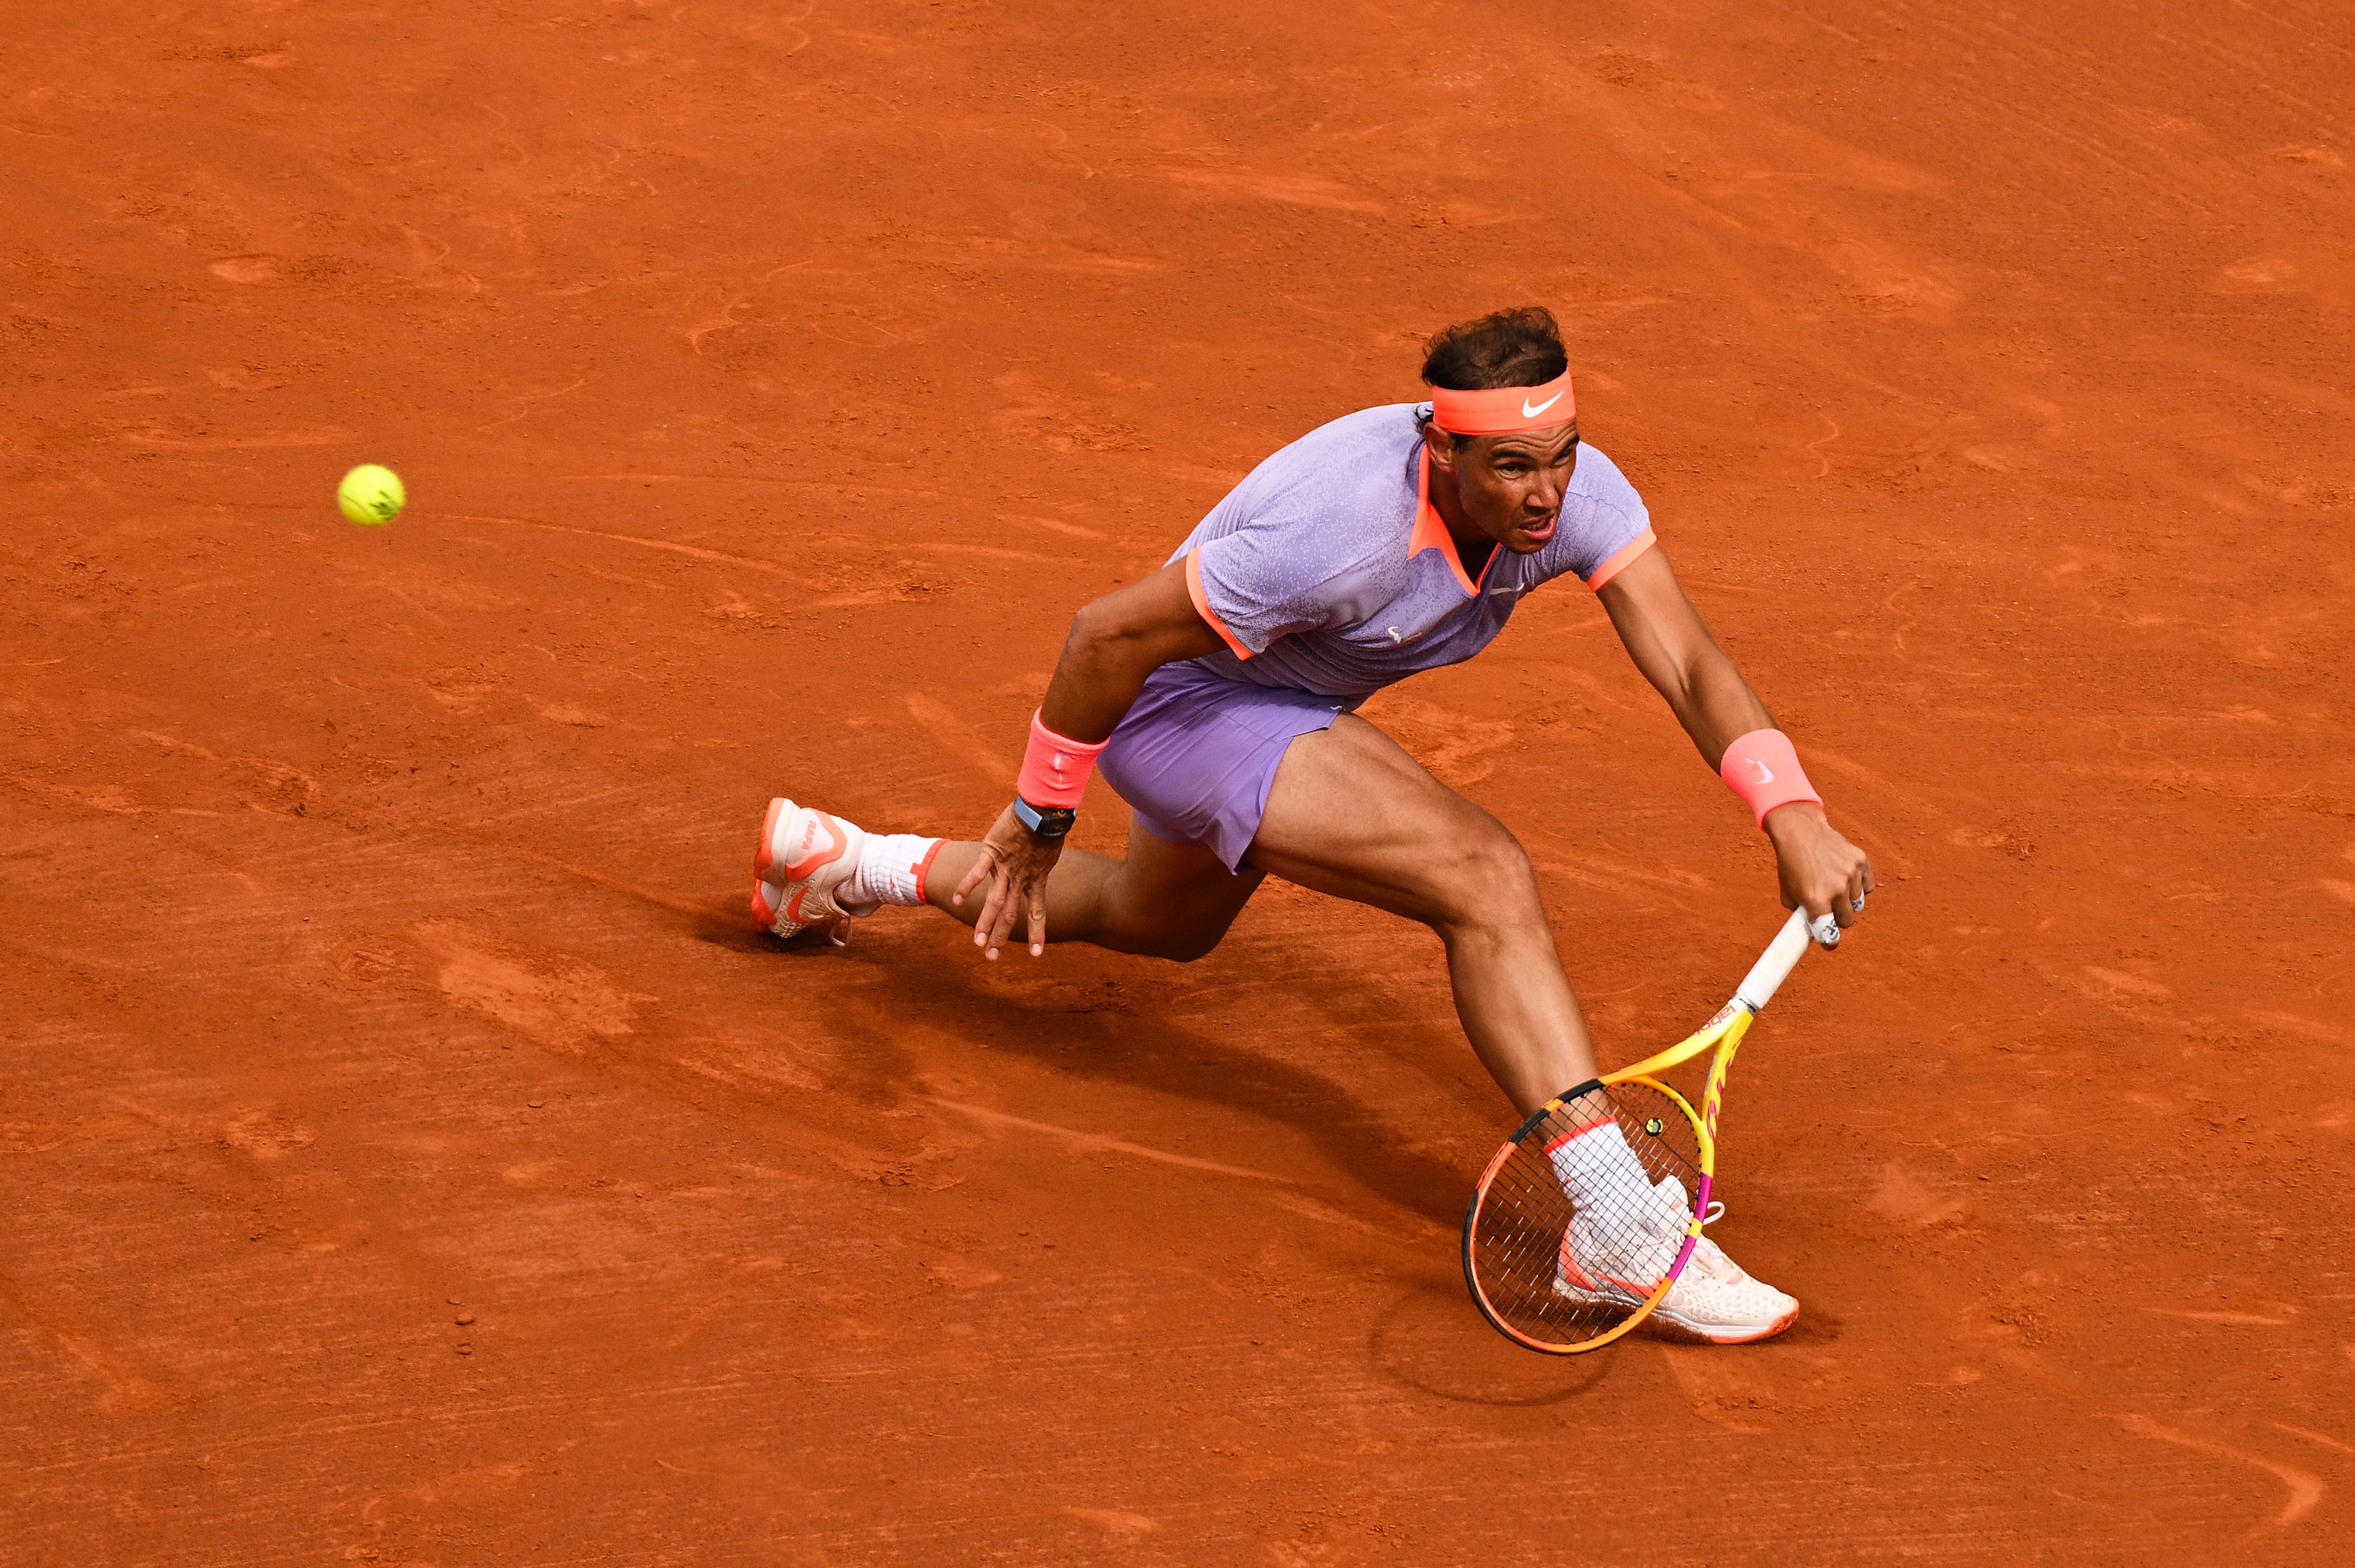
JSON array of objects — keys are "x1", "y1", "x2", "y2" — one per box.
[{"x1": 338, "y1": 464, "x2": 405, "y2": 527}]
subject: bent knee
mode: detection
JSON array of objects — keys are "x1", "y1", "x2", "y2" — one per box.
[{"x1": 1429, "y1": 820, "x2": 1541, "y2": 923}]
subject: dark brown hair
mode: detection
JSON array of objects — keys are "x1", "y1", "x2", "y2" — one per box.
[{"x1": 1420, "y1": 306, "x2": 1567, "y2": 391}]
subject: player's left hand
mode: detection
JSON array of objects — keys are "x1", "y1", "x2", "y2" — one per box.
[
  {"x1": 1762, "y1": 802, "x2": 1873, "y2": 942},
  {"x1": 951, "y1": 802, "x2": 1063, "y2": 959}
]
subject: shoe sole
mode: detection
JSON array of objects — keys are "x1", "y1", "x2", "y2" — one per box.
[
  {"x1": 1639, "y1": 1300, "x2": 1799, "y2": 1347},
  {"x1": 1551, "y1": 1277, "x2": 1798, "y2": 1347},
  {"x1": 754, "y1": 797, "x2": 789, "y2": 882},
  {"x1": 753, "y1": 798, "x2": 789, "y2": 931},
  {"x1": 754, "y1": 800, "x2": 782, "y2": 885}
]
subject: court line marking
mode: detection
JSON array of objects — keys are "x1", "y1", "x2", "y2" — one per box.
[
  {"x1": 904, "y1": 693, "x2": 1017, "y2": 787},
  {"x1": 2273, "y1": 1422, "x2": 2355, "y2": 1458},
  {"x1": 382, "y1": 814, "x2": 712, "y2": 916},
  {"x1": 451, "y1": 510, "x2": 1078, "y2": 573},
  {"x1": 924, "y1": 1096, "x2": 1292, "y2": 1184},
  {"x1": 440, "y1": 513, "x2": 829, "y2": 588}
]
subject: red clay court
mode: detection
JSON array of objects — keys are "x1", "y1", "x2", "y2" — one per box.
[{"x1": 5, "y1": 2, "x2": 2352, "y2": 1562}]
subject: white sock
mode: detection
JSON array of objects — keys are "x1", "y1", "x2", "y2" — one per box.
[
  {"x1": 1546, "y1": 1120, "x2": 1656, "y2": 1224},
  {"x1": 849, "y1": 833, "x2": 944, "y2": 908}
]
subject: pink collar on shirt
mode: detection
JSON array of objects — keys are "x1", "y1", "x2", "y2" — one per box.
[{"x1": 1407, "y1": 448, "x2": 1498, "y2": 596}]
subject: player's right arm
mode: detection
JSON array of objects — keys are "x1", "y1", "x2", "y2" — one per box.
[
  {"x1": 953, "y1": 559, "x2": 1226, "y2": 957},
  {"x1": 1596, "y1": 546, "x2": 1872, "y2": 931}
]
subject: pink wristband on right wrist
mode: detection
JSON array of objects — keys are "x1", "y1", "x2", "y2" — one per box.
[{"x1": 1719, "y1": 728, "x2": 1822, "y2": 830}]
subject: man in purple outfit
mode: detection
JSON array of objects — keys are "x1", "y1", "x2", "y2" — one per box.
[{"x1": 752, "y1": 307, "x2": 1872, "y2": 1343}]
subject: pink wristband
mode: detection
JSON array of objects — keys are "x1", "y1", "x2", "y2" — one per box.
[
  {"x1": 1018, "y1": 710, "x2": 1107, "y2": 808},
  {"x1": 1719, "y1": 728, "x2": 1822, "y2": 829}
]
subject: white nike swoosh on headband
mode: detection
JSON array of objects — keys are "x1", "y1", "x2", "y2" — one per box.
[{"x1": 1520, "y1": 391, "x2": 1565, "y2": 419}]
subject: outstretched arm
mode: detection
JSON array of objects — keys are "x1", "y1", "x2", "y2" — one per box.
[
  {"x1": 1595, "y1": 547, "x2": 1874, "y2": 932},
  {"x1": 955, "y1": 559, "x2": 1226, "y2": 957}
]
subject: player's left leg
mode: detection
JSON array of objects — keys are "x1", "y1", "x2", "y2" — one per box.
[
  {"x1": 756, "y1": 797, "x2": 1262, "y2": 961},
  {"x1": 919, "y1": 817, "x2": 1264, "y2": 961}
]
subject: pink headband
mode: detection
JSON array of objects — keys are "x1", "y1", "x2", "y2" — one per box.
[{"x1": 1427, "y1": 369, "x2": 1576, "y2": 435}]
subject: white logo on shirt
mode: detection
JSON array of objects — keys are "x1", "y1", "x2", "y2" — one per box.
[
  {"x1": 1521, "y1": 390, "x2": 1565, "y2": 419},
  {"x1": 1386, "y1": 626, "x2": 1406, "y2": 645}
]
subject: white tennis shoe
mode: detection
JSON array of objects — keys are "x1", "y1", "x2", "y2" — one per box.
[
  {"x1": 1554, "y1": 1175, "x2": 1799, "y2": 1345},
  {"x1": 752, "y1": 798, "x2": 879, "y2": 942}
]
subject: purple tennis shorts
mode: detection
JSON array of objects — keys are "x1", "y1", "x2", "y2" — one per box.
[{"x1": 1098, "y1": 661, "x2": 1354, "y2": 872}]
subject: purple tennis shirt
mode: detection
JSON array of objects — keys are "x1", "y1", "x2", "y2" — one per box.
[{"x1": 1172, "y1": 403, "x2": 1655, "y2": 700}]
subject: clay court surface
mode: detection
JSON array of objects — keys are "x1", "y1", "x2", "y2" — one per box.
[{"x1": 6, "y1": 1, "x2": 2354, "y2": 1562}]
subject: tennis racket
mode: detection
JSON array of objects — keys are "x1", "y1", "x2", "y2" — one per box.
[{"x1": 1462, "y1": 907, "x2": 1841, "y2": 1354}]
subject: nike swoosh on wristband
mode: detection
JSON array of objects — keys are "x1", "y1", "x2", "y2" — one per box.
[
  {"x1": 1750, "y1": 759, "x2": 1775, "y2": 784},
  {"x1": 1521, "y1": 390, "x2": 1565, "y2": 419}
]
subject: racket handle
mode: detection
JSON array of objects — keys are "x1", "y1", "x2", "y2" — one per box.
[{"x1": 1735, "y1": 909, "x2": 1833, "y2": 1011}]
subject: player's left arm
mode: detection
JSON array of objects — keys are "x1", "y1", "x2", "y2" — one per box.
[{"x1": 1595, "y1": 546, "x2": 1874, "y2": 931}]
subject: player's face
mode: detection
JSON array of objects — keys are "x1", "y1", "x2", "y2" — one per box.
[{"x1": 1437, "y1": 424, "x2": 1580, "y2": 554}]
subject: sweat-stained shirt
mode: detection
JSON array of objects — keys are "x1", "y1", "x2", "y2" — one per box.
[{"x1": 1169, "y1": 403, "x2": 1656, "y2": 701}]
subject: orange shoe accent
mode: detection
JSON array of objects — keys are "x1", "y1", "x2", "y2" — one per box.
[
  {"x1": 756, "y1": 798, "x2": 855, "y2": 884},
  {"x1": 783, "y1": 813, "x2": 848, "y2": 882},
  {"x1": 1556, "y1": 1231, "x2": 1614, "y2": 1294},
  {"x1": 754, "y1": 797, "x2": 789, "y2": 880}
]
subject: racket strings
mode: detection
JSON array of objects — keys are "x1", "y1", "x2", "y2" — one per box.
[{"x1": 1465, "y1": 1084, "x2": 1705, "y2": 1351}]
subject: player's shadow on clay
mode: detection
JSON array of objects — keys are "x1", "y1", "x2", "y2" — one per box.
[
  {"x1": 787, "y1": 921, "x2": 1474, "y2": 1232},
  {"x1": 686, "y1": 896, "x2": 884, "y2": 956},
  {"x1": 1369, "y1": 1282, "x2": 1613, "y2": 1406},
  {"x1": 686, "y1": 888, "x2": 1620, "y2": 1407}
]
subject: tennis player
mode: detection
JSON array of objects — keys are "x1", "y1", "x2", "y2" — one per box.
[{"x1": 754, "y1": 307, "x2": 1872, "y2": 1344}]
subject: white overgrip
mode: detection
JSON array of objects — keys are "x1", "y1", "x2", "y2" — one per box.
[{"x1": 1734, "y1": 908, "x2": 1834, "y2": 1012}]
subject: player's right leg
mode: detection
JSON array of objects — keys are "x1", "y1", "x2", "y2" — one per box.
[
  {"x1": 1246, "y1": 713, "x2": 1797, "y2": 1344},
  {"x1": 1551, "y1": 1172, "x2": 1800, "y2": 1345},
  {"x1": 1242, "y1": 712, "x2": 1596, "y2": 1116}
]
